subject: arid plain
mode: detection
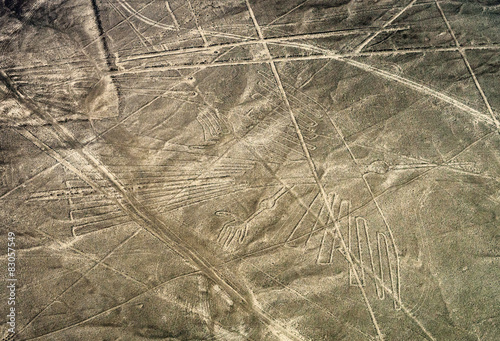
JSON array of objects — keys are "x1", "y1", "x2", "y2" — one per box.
[{"x1": 0, "y1": 0, "x2": 499, "y2": 340}]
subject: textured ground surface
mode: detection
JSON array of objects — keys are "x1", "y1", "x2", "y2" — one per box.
[{"x1": 0, "y1": 0, "x2": 499, "y2": 340}]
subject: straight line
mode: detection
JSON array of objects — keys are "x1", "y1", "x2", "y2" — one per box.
[
  {"x1": 0, "y1": 162, "x2": 60, "y2": 201},
  {"x1": 354, "y1": 0, "x2": 418, "y2": 53},
  {"x1": 265, "y1": 0, "x2": 311, "y2": 26},
  {"x1": 109, "y1": 53, "x2": 495, "y2": 126},
  {"x1": 435, "y1": 0, "x2": 500, "y2": 130},
  {"x1": 122, "y1": 26, "x2": 410, "y2": 62},
  {"x1": 244, "y1": 0, "x2": 384, "y2": 339},
  {"x1": 165, "y1": 1, "x2": 180, "y2": 31},
  {"x1": 187, "y1": 0, "x2": 208, "y2": 46},
  {"x1": 23, "y1": 271, "x2": 201, "y2": 340},
  {"x1": 1, "y1": 71, "x2": 302, "y2": 341}
]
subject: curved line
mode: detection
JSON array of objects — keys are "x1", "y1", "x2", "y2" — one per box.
[{"x1": 117, "y1": 0, "x2": 176, "y2": 31}]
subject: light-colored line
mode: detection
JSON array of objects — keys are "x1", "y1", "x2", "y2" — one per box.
[
  {"x1": 265, "y1": 0, "x2": 311, "y2": 27},
  {"x1": 244, "y1": 0, "x2": 384, "y2": 338},
  {"x1": 85, "y1": 42, "x2": 238, "y2": 147},
  {"x1": 304, "y1": 197, "x2": 326, "y2": 246},
  {"x1": 435, "y1": 0, "x2": 500, "y2": 130},
  {"x1": 10, "y1": 44, "x2": 500, "y2": 74},
  {"x1": 35, "y1": 228, "x2": 147, "y2": 288},
  {"x1": 245, "y1": 261, "x2": 374, "y2": 340},
  {"x1": 247, "y1": 2, "x2": 438, "y2": 339},
  {"x1": 285, "y1": 191, "x2": 320, "y2": 243},
  {"x1": 165, "y1": 1, "x2": 180, "y2": 31},
  {"x1": 111, "y1": 53, "x2": 495, "y2": 126},
  {"x1": 350, "y1": 44, "x2": 500, "y2": 55},
  {"x1": 109, "y1": 54, "x2": 334, "y2": 72},
  {"x1": 321, "y1": 92, "x2": 405, "y2": 313},
  {"x1": 23, "y1": 271, "x2": 201, "y2": 341},
  {"x1": 71, "y1": 211, "x2": 128, "y2": 227},
  {"x1": 187, "y1": 0, "x2": 208, "y2": 46},
  {"x1": 300, "y1": 59, "x2": 332, "y2": 88},
  {"x1": 354, "y1": 0, "x2": 418, "y2": 53},
  {"x1": 0, "y1": 161, "x2": 60, "y2": 201},
  {"x1": 339, "y1": 57, "x2": 493, "y2": 124},
  {"x1": 16, "y1": 208, "x2": 142, "y2": 335},
  {"x1": 4, "y1": 71, "x2": 301, "y2": 341},
  {"x1": 319, "y1": 62, "x2": 496, "y2": 341},
  {"x1": 78, "y1": 0, "x2": 157, "y2": 53},
  {"x1": 116, "y1": 0, "x2": 176, "y2": 31},
  {"x1": 227, "y1": 135, "x2": 497, "y2": 277},
  {"x1": 128, "y1": 45, "x2": 483, "y2": 132},
  {"x1": 122, "y1": 26, "x2": 410, "y2": 62},
  {"x1": 107, "y1": 0, "x2": 151, "y2": 49}
]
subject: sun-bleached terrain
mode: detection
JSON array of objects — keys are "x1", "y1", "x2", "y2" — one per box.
[{"x1": 0, "y1": 0, "x2": 499, "y2": 340}]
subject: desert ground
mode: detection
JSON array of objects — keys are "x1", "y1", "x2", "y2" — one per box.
[{"x1": 0, "y1": 0, "x2": 499, "y2": 340}]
